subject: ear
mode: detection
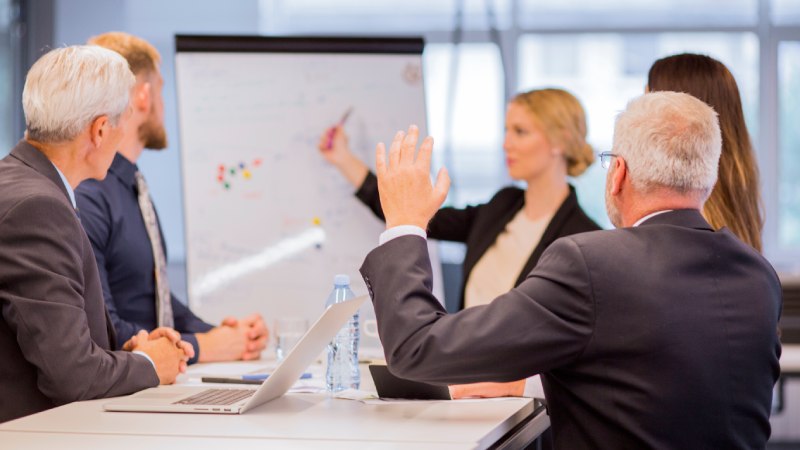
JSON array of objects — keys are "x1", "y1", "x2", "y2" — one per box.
[
  {"x1": 550, "y1": 133, "x2": 567, "y2": 156},
  {"x1": 133, "y1": 81, "x2": 152, "y2": 113},
  {"x1": 609, "y1": 156, "x2": 627, "y2": 195},
  {"x1": 89, "y1": 115, "x2": 109, "y2": 149}
]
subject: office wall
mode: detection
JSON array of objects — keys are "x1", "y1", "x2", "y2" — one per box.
[{"x1": 54, "y1": 0, "x2": 261, "y2": 268}]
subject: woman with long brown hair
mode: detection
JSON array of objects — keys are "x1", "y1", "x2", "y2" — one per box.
[{"x1": 647, "y1": 53, "x2": 763, "y2": 251}]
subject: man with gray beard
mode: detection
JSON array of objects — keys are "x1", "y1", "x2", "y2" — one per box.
[{"x1": 360, "y1": 92, "x2": 782, "y2": 448}]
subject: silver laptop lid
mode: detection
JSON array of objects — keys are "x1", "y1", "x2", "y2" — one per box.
[
  {"x1": 102, "y1": 295, "x2": 368, "y2": 414},
  {"x1": 239, "y1": 295, "x2": 367, "y2": 413}
]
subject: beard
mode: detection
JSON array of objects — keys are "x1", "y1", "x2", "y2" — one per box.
[
  {"x1": 605, "y1": 185, "x2": 622, "y2": 228},
  {"x1": 138, "y1": 112, "x2": 167, "y2": 150}
]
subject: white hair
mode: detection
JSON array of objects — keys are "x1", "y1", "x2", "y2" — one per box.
[
  {"x1": 613, "y1": 91, "x2": 722, "y2": 199},
  {"x1": 22, "y1": 45, "x2": 136, "y2": 143}
]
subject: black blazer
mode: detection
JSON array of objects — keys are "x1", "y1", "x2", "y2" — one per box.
[
  {"x1": 361, "y1": 209, "x2": 782, "y2": 449},
  {"x1": 0, "y1": 141, "x2": 158, "y2": 423},
  {"x1": 356, "y1": 172, "x2": 601, "y2": 309}
]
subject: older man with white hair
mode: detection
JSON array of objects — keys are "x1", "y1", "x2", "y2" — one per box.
[
  {"x1": 0, "y1": 45, "x2": 193, "y2": 423},
  {"x1": 360, "y1": 92, "x2": 781, "y2": 448}
]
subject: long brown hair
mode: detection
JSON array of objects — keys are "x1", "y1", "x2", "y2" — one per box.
[{"x1": 648, "y1": 53, "x2": 763, "y2": 252}]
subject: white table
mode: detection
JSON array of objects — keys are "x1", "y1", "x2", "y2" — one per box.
[
  {"x1": 781, "y1": 344, "x2": 800, "y2": 375},
  {"x1": 0, "y1": 430, "x2": 470, "y2": 450},
  {"x1": 775, "y1": 344, "x2": 800, "y2": 415},
  {"x1": 0, "y1": 362, "x2": 549, "y2": 449}
]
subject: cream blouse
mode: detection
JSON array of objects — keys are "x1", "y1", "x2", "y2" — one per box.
[{"x1": 464, "y1": 209, "x2": 551, "y2": 309}]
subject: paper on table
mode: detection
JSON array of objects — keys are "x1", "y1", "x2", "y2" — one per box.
[
  {"x1": 332, "y1": 389, "x2": 379, "y2": 402},
  {"x1": 288, "y1": 384, "x2": 326, "y2": 394},
  {"x1": 185, "y1": 361, "x2": 275, "y2": 378}
]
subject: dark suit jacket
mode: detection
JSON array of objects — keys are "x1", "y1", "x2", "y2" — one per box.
[
  {"x1": 356, "y1": 172, "x2": 600, "y2": 309},
  {"x1": 0, "y1": 141, "x2": 159, "y2": 423},
  {"x1": 361, "y1": 210, "x2": 782, "y2": 449}
]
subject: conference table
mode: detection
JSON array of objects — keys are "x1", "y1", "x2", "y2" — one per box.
[
  {"x1": 0, "y1": 360, "x2": 550, "y2": 449},
  {"x1": 781, "y1": 344, "x2": 800, "y2": 375},
  {"x1": 776, "y1": 344, "x2": 800, "y2": 414}
]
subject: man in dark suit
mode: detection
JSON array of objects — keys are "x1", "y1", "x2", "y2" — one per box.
[
  {"x1": 0, "y1": 45, "x2": 192, "y2": 423},
  {"x1": 360, "y1": 92, "x2": 782, "y2": 448}
]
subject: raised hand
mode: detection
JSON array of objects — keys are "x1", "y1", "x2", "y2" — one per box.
[{"x1": 375, "y1": 125, "x2": 450, "y2": 229}]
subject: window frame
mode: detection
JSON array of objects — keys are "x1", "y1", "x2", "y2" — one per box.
[
  {"x1": 766, "y1": 26, "x2": 800, "y2": 268},
  {"x1": 430, "y1": 0, "x2": 799, "y2": 268}
]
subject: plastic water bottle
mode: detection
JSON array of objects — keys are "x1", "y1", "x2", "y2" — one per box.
[{"x1": 325, "y1": 274, "x2": 360, "y2": 392}]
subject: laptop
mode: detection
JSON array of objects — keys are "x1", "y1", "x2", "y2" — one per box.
[{"x1": 103, "y1": 295, "x2": 367, "y2": 414}]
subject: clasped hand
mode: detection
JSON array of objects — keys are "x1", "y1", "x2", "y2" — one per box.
[
  {"x1": 219, "y1": 313, "x2": 269, "y2": 361},
  {"x1": 197, "y1": 313, "x2": 269, "y2": 362},
  {"x1": 375, "y1": 125, "x2": 450, "y2": 230},
  {"x1": 122, "y1": 327, "x2": 194, "y2": 384}
]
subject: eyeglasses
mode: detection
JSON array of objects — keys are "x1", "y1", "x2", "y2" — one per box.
[{"x1": 599, "y1": 152, "x2": 619, "y2": 169}]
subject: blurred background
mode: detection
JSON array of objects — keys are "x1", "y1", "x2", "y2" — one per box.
[{"x1": 0, "y1": 0, "x2": 798, "y2": 445}]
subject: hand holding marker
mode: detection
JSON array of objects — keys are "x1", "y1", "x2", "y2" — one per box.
[{"x1": 325, "y1": 107, "x2": 354, "y2": 150}]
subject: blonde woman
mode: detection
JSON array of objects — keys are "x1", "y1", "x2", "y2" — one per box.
[{"x1": 320, "y1": 88, "x2": 599, "y2": 311}]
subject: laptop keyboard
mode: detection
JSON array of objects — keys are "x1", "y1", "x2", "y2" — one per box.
[{"x1": 174, "y1": 389, "x2": 256, "y2": 406}]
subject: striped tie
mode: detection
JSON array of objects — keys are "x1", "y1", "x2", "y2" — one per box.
[{"x1": 135, "y1": 171, "x2": 174, "y2": 328}]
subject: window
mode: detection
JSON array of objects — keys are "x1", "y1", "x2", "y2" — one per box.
[
  {"x1": 518, "y1": 0, "x2": 758, "y2": 27},
  {"x1": 779, "y1": 41, "x2": 800, "y2": 246},
  {"x1": 256, "y1": 0, "x2": 800, "y2": 268},
  {"x1": 261, "y1": 0, "x2": 512, "y2": 34},
  {"x1": 518, "y1": 32, "x2": 759, "y2": 227},
  {"x1": 773, "y1": 0, "x2": 800, "y2": 24},
  {"x1": 424, "y1": 43, "x2": 505, "y2": 207}
]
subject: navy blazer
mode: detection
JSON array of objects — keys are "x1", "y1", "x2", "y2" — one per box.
[
  {"x1": 0, "y1": 141, "x2": 158, "y2": 423},
  {"x1": 355, "y1": 172, "x2": 601, "y2": 309},
  {"x1": 361, "y1": 210, "x2": 782, "y2": 449}
]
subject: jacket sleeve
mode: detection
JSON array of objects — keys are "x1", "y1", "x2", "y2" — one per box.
[
  {"x1": 171, "y1": 295, "x2": 213, "y2": 365},
  {"x1": 76, "y1": 187, "x2": 143, "y2": 348},
  {"x1": 355, "y1": 170, "x2": 482, "y2": 243},
  {"x1": 172, "y1": 295, "x2": 214, "y2": 335},
  {"x1": 360, "y1": 234, "x2": 594, "y2": 384},
  {"x1": 0, "y1": 195, "x2": 158, "y2": 405}
]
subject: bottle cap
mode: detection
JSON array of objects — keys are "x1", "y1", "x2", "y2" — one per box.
[{"x1": 334, "y1": 274, "x2": 350, "y2": 286}]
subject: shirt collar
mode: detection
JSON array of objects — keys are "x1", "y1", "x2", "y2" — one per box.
[
  {"x1": 51, "y1": 163, "x2": 77, "y2": 209},
  {"x1": 633, "y1": 210, "x2": 672, "y2": 227},
  {"x1": 107, "y1": 152, "x2": 139, "y2": 190}
]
